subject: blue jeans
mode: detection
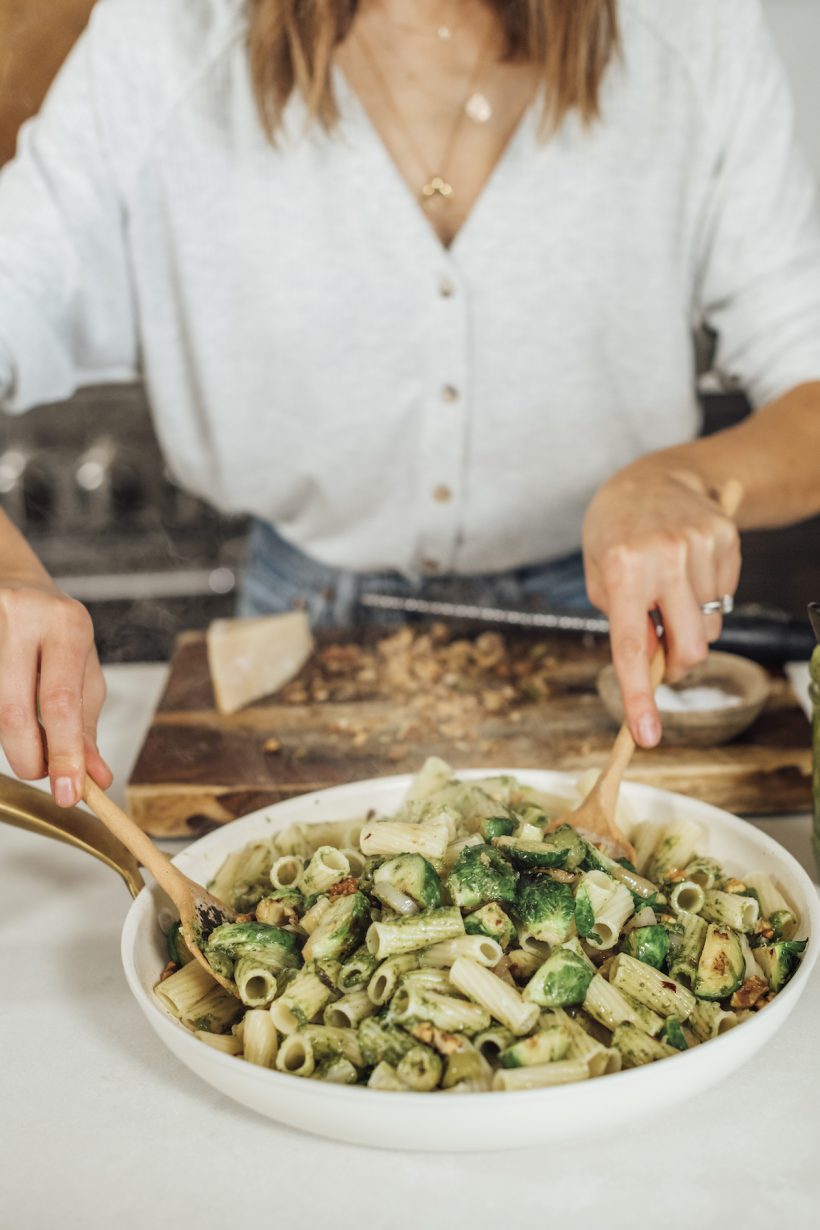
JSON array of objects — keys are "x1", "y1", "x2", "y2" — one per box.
[{"x1": 238, "y1": 521, "x2": 594, "y2": 628}]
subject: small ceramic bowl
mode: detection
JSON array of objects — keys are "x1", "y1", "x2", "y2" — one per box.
[{"x1": 597, "y1": 651, "x2": 771, "y2": 746}]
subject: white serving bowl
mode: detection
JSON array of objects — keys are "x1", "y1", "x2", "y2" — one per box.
[{"x1": 121, "y1": 770, "x2": 819, "y2": 1152}]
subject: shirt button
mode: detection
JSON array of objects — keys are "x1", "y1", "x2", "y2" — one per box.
[
  {"x1": 441, "y1": 384, "x2": 459, "y2": 403},
  {"x1": 438, "y1": 277, "x2": 456, "y2": 298},
  {"x1": 433, "y1": 485, "x2": 452, "y2": 503}
]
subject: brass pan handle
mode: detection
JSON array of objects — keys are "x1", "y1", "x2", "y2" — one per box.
[{"x1": 0, "y1": 772, "x2": 144, "y2": 899}]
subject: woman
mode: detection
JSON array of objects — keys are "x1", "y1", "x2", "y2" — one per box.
[{"x1": 0, "y1": 0, "x2": 818, "y2": 808}]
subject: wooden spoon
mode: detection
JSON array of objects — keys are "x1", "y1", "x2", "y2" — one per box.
[
  {"x1": 83, "y1": 776, "x2": 239, "y2": 996},
  {"x1": 551, "y1": 648, "x2": 667, "y2": 862}
]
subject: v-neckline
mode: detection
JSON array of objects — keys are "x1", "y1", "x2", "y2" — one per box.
[{"x1": 332, "y1": 63, "x2": 534, "y2": 262}]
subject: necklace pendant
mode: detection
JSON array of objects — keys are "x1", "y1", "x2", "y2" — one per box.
[
  {"x1": 421, "y1": 176, "x2": 454, "y2": 205},
  {"x1": 465, "y1": 92, "x2": 492, "y2": 124}
]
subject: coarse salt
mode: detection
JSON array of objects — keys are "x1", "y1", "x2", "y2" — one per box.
[{"x1": 654, "y1": 683, "x2": 742, "y2": 713}]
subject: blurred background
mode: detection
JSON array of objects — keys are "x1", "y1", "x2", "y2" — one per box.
[{"x1": 0, "y1": 0, "x2": 817, "y2": 662}]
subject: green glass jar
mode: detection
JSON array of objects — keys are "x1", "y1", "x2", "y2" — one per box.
[{"x1": 812, "y1": 646, "x2": 820, "y2": 874}]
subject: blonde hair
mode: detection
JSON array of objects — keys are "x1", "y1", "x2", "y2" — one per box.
[{"x1": 247, "y1": 1, "x2": 619, "y2": 139}]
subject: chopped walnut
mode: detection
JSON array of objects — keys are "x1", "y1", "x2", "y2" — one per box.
[
  {"x1": 327, "y1": 876, "x2": 358, "y2": 898},
  {"x1": 409, "y1": 1022, "x2": 465, "y2": 1056},
  {"x1": 319, "y1": 644, "x2": 365, "y2": 672},
  {"x1": 724, "y1": 879, "x2": 748, "y2": 895},
  {"x1": 475, "y1": 631, "x2": 505, "y2": 655},
  {"x1": 481, "y1": 689, "x2": 508, "y2": 714},
  {"x1": 663, "y1": 868, "x2": 687, "y2": 884},
  {"x1": 730, "y1": 976, "x2": 769, "y2": 1010},
  {"x1": 755, "y1": 920, "x2": 775, "y2": 940},
  {"x1": 159, "y1": 960, "x2": 178, "y2": 982},
  {"x1": 433, "y1": 1033, "x2": 465, "y2": 1056},
  {"x1": 273, "y1": 624, "x2": 591, "y2": 756},
  {"x1": 412, "y1": 658, "x2": 442, "y2": 685}
]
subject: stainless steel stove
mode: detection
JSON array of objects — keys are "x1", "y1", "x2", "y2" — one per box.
[{"x1": 0, "y1": 383, "x2": 247, "y2": 661}]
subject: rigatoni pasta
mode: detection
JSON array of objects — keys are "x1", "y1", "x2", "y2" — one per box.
[
  {"x1": 154, "y1": 759, "x2": 808, "y2": 1094},
  {"x1": 242, "y1": 1009, "x2": 279, "y2": 1068}
]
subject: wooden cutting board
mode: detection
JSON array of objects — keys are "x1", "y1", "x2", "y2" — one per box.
[{"x1": 126, "y1": 627, "x2": 812, "y2": 837}]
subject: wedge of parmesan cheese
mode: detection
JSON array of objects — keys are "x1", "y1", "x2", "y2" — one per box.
[{"x1": 207, "y1": 611, "x2": 314, "y2": 714}]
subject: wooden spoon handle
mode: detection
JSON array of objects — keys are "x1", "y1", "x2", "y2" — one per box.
[
  {"x1": 717, "y1": 479, "x2": 743, "y2": 519},
  {"x1": 596, "y1": 647, "x2": 667, "y2": 816},
  {"x1": 83, "y1": 776, "x2": 192, "y2": 908}
]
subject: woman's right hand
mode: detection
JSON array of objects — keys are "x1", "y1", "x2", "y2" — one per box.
[{"x1": 0, "y1": 576, "x2": 112, "y2": 806}]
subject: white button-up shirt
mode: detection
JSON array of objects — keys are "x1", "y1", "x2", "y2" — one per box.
[{"x1": 1, "y1": 0, "x2": 819, "y2": 579}]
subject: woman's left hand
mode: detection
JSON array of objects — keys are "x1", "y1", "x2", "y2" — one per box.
[{"x1": 582, "y1": 464, "x2": 741, "y2": 749}]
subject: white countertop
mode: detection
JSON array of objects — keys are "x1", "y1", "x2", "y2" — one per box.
[{"x1": 1, "y1": 663, "x2": 819, "y2": 1230}]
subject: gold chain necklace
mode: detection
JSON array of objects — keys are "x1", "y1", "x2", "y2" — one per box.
[
  {"x1": 364, "y1": 20, "x2": 495, "y2": 127},
  {"x1": 375, "y1": 8, "x2": 467, "y2": 43},
  {"x1": 355, "y1": 26, "x2": 495, "y2": 209}
]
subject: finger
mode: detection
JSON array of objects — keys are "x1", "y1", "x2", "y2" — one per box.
[
  {"x1": 38, "y1": 604, "x2": 94, "y2": 806},
  {"x1": 82, "y1": 653, "x2": 112, "y2": 788},
  {"x1": 607, "y1": 584, "x2": 661, "y2": 748},
  {"x1": 658, "y1": 573, "x2": 710, "y2": 683},
  {"x1": 81, "y1": 649, "x2": 106, "y2": 742},
  {"x1": 684, "y1": 529, "x2": 723, "y2": 644},
  {"x1": 694, "y1": 519, "x2": 742, "y2": 645},
  {"x1": 715, "y1": 524, "x2": 742, "y2": 608},
  {"x1": 702, "y1": 611, "x2": 723, "y2": 644},
  {"x1": 0, "y1": 634, "x2": 47, "y2": 780},
  {"x1": 84, "y1": 737, "x2": 113, "y2": 789},
  {"x1": 700, "y1": 612, "x2": 722, "y2": 645},
  {"x1": 583, "y1": 558, "x2": 606, "y2": 613}
]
